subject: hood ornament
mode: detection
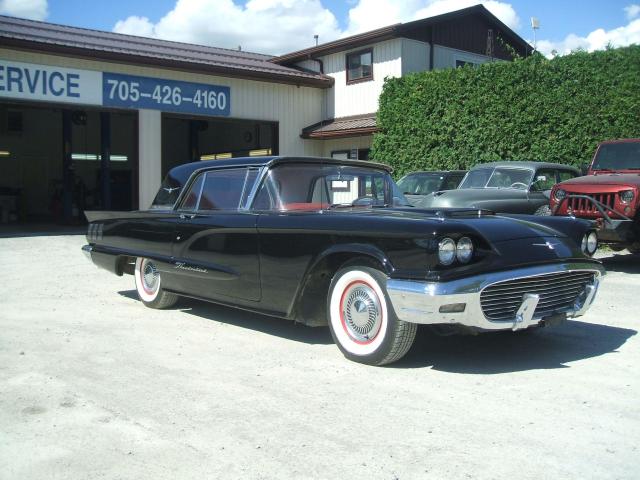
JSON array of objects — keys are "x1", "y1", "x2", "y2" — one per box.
[{"x1": 532, "y1": 241, "x2": 559, "y2": 250}]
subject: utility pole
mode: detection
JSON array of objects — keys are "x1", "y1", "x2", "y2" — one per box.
[{"x1": 531, "y1": 17, "x2": 540, "y2": 53}]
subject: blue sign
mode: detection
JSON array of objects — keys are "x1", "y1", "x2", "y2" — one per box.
[{"x1": 102, "y1": 72, "x2": 230, "y2": 116}]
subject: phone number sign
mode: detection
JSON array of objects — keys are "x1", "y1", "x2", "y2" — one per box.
[{"x1": 102, "y1": 72, "x2": 230, "y2": 116}]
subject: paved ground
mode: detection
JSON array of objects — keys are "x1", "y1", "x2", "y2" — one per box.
[{"x1": 0, "y1": 235, "x2": 638, "y2": 480}]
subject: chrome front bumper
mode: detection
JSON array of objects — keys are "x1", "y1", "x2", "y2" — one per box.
[{"x1": 387, "y1": 262, "x2": 605, "y2": 331}]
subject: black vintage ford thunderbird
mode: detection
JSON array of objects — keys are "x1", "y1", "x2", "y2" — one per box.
[{"x1": 83, "y1": 156, "x2": 604, "y2": 365}]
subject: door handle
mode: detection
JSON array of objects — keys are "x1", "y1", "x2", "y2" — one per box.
[{"x1": 179, "y1": 213, "x2": 196, "y2": 220}]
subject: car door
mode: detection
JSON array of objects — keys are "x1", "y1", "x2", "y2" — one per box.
[{"x1": 171, "y1": 167, "x2": 261, "y2": 303}]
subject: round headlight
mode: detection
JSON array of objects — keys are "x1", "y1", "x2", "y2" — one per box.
[
  {"x1": 456, "y1": 237, "x2": 474, "y2": 263},
  {"x1": 587, "y1": 231, "x2": 598, "y2": 255},
  {"x1": 438, "y1": 238, "x2": 456, "y2": 265},
  {"x1": 620, "y1": 190, "x2": 634, "y2": 203},
  {"x1": 554, "y1": 189, "x2": 566, "y2": 202}
]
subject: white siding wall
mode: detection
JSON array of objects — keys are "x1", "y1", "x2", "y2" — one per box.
[
  {"x1": 321, "y1": 39, "x2": 402, "y2": 119},
  {"x1": 401, "y1": 39, "x2": 430, "y2": 75},
  {"x1": 433, "y1": 45, "x2": 494, "y2": 69},
  {"x1": 294, "y1": 59, "x2": 322, "y2": 73}
]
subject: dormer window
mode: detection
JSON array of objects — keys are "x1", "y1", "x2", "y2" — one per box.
[{"x1": 346, "y1": 49, "x2": 373, "y2": 84}]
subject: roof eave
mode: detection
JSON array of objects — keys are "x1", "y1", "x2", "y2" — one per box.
[
  {"x1": 301, "y1": 126, "x2": 379, "y2": 139},
  {"x1": 1, "y1": 37, "x2": 334, "y2": 89}
]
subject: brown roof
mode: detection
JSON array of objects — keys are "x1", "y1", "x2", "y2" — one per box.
[
  {"x1": 0, "y1": 15, "x2": 333, "y2": 88},
  {"x1": 301, "y1": 114, "x2": 378, "y2": 139},
  {"x1": 272, "y1": 5, "x2": 531, "y2": 64}
]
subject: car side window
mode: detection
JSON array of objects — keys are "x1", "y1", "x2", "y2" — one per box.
[
  {"x1": 531, "y1": 169, "x2": 560, "y2": 192},
  {"x1": 180, "y1": 173, "x2": 205, "y2": 211},
  {"x1": 198, "y1": 169, "x2": 248, "y2": 211},
  {"x1": 443, "y1": 174, "x2": 463, "y2": 190}
]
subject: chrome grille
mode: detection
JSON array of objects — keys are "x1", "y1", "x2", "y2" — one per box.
[
  {"x1": 480, "y1": 271, "x2": 596, "y2": 321},
  {"x1": 567, "y1": 193, "x2": 615, "y2": 213}
]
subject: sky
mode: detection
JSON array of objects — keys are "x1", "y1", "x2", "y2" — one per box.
[{"x1": 0, "y1": 0, "x2": 639, "y2": 57}]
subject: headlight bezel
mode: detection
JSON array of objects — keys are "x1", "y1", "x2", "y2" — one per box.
[
  {"x1": 438, "y1": 237, "x2": 457, "y2": 266},
  {"x1": 554, "y1": 188, "x2": 567, "y2": 202},
  {"x1": 619, "y1": 190, "x2": 635, "y2": 204},
  {"x1": 581, "y1": 231, "x2": 598, "y2": 256},
  {"x1": 586, "y1": 231, "x2": 598, "y2": 255},
  {"x1": 456, "y1": 236, "x2": 474, "y2": 263}
]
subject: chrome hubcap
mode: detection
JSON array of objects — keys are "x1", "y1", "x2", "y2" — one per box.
[
  {"x1": 342, "y1": 283, "x2": 382, "y2": 342},
  {"x1": 142, "y1": 260, "x2": 159, "y2": 293}
]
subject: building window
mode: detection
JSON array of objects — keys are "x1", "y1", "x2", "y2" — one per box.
[
  {"x1": 455, "y1": 59, "x2": 478, "y2": 68},
  {"x1": 331, "y1": 148, "x2": 371, "y2": 160},
  {"x1": 346, "y1": 49, "x2": 373, "y2": 84}
]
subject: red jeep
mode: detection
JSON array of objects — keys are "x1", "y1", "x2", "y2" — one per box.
[{"x1": 550, "y1": 139, "x2": 640, "y2": 252}]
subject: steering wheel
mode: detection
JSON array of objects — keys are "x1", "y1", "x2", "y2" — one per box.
[
  {"x1": 510, "y1": 182, "x2": 528, "y2": 189},
  {"x1": 351, "y1": 196, "x2": 375, "y2": 206}
]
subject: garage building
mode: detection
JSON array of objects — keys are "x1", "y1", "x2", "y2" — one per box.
[{"x1": 0, "y1": 5, "x2": 530, "y2": 225}]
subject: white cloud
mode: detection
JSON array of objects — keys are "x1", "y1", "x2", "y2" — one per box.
[
  {"x1": 113, "y1": 0, "x2": 342, "y2": 55},
  {"x1": 625, "y1": 4, "x2": 640, "y2": 20},
  {"x1": 537, "y1": 17, "x2": 640, "y2": 57},
  {"x1": 112, "y1": 0, "x2": 520, "y2": 54},
  {"x1": 0, "y1": 0, "x2": 47, "y2": 20},
  {"x1": 113, "y1": 16, "x2": 155, "y2": 38}
]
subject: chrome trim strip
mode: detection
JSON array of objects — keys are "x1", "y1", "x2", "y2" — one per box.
[{"x1": 387, "y1": 262, "x2": 605, "y2": 330}]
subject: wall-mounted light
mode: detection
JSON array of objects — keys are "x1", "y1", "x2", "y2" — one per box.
[
  {"x1": 249, "y1": 149, "x2": 272, "y2": 157},
  {"x1": 200, "y1": 153, "x2": 232, "y2": 160},
  {"x1": 0, "y1": 150, "x2": 10, "y2": 157}
]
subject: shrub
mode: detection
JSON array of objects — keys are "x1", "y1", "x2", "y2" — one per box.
[{"x1": 372, "y1": 46, "x2": 640, "y2": 178}]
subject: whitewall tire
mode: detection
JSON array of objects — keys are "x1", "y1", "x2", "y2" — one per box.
[
  {"x1": 327, "y1": 266, "x2": 417, "y2": 366},
  {"x1": 134, "y1": 257, "x2": 178, "y2": 309}
]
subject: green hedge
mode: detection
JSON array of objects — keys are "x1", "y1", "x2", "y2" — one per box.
[{"x1": 372, "y1": 46, "x2": 640, "y2": 178}]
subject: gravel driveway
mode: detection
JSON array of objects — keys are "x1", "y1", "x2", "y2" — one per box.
[{"x1": 0, "y1": 235, "x2": 638, "y2": 480}]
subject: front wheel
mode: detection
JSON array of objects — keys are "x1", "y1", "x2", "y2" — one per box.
[
  {"x1": 327, "y1": 266, "x2": 416, "y2": 366},
  {"x1": 134, "y1": 257, "x2": 178, "y2": 309}
]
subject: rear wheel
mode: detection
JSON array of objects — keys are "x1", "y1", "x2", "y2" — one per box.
[
  {"x1": 327, "y1": 266, "x2": 416, "y2": 366},
  {"x1": 134, "y1": 257, "x2": 178, "y2": 309}
]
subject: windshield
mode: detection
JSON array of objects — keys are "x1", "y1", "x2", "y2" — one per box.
[
  {"x1": 253, "y1": 163, "x2": 409, "y2": 210},
  {"x1": 397, "y1": 173, "x2": 444, "y2": 195},
  {"x1": 592, "y1": 143, "x2": 640, "y2": 170},
  {"x1": 459, "y1": 167, "x2": 533, "y2": 190}
]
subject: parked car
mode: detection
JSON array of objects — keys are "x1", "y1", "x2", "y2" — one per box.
[
  {"x1": 419, "y1": 161, "x2": 580, "y2": 215},
  {"x1": 397, "y1": 170, "x2": 467, "y2": 208},
  {"x1": 550, "y1": 139, "x2": 640, "y2": 252},
  {"x1": 83, "y1": 156, "x2": 604, "y2": 366}
]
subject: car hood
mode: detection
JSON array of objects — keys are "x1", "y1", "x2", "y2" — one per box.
[
  {"x1": 417, "y1": 188, "x2": 525, "y2": 208},
  {"x1": 560, "y1": 173, "x2": 640, "y2": 187},
  {"x1": 351, "y1": 208, "x2": 573, "y2": 243}
]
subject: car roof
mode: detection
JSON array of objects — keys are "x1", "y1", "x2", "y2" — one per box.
[
  {"x1": 167, "y1": 156, "x2": 392, "y2": 184},
  {"x1": 598, "y1": 138, "x2": 640, "y2": 145},
  {"x1": 469, "y1": 161, "x2": 579, "y2": 172},
  {"x1": 401, "y1": 170, "x2": 467, "y2": 177}
]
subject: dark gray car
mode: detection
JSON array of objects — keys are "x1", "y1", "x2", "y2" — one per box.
[
  {"x1": 397, "y1": 170, "x2": 467, "y2": 208},
  {"x1": 419, "y1": 161, "x2": 580, "y2": 214}
]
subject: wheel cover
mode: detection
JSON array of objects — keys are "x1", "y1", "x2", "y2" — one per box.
[
  {"x1": 141, "y1": 259, "x2": 159, "y2": 294},
  {"x1": 341, "y1": 281, "x2": 383, "y2": 344}
]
